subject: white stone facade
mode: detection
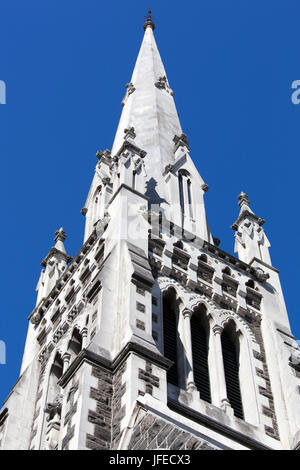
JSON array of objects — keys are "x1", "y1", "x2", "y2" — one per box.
[{"x1": 0, "y1": 15, "x2": 299, "y2": 451}]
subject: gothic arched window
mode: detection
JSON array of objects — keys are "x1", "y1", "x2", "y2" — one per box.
[
  {"x1": 48, "y1": 353, "x2": 63, "y2": 404},
  {"x1": 178, "y1": 170, "x2": 193, "y2": 222},
  {"x1": 191, "y1": 307, "x2": 211, "y2": 403},
  {"x1": 68, "y1": 328, "x2": 83, "y2": 363},
  {"x1": 163, "y1": 289, "x2": 179, "y2": 387},
  {"x1": 222, "y1": 266, "x2": 232, "y2": 276},
  {"x1": 221, "y1": 326, "x2": 244, "y2": 419},
  {"x1": 93, "y1": 186, "x2": 102, "y2": 224},
  {"x1": 245, "y1": 279, "x2": 255, "y2": 289},
  {"x1": 178, "y1": 173, "x2": 184, "y2": 216},
  {"x1": 187, "y1": 179, "x2": 193, "y2": 219}
]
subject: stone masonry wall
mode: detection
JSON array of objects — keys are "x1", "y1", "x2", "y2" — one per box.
[
  {"x1": 86, "y1": 360, "x2": 127, "y2": 450},
  {"x1": 86, "y1": 365, "x2": 113, "y2": 450},
  {"x1": 128, "y1": 411, "x2": 217, "y2": 450}
]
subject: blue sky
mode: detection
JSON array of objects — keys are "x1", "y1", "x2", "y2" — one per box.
[{"x1": 0, "y1": 0, "x2": 299, "y2": 405}]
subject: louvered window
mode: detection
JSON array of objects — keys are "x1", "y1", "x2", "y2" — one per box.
[
  {"x1": 178, "y1": 174, "x2": 184, "y2": 216},
  {"x1": 178, "y1": 171, "x2": 193, "y2": 221},
  {"x1": 163, "y1": 297, "x2": 178, "y2": 386},
  {"x1": 191, "y1": 315, "x2": 211, "y2": 403},
  {"x1": 221, "y1": 330, "x2": 244, "y2": 419}
]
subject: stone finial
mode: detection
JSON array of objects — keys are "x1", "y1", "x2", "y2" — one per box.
[
  {"x1": 96, "y1": 149, "x2": 111, "y2": 162},
  {"x1": 54, "y1": 227, "x2": 68, "y2": 255},
  {"x1": 173, "y1": 133, "x2": 190, "y2": 152},
  {"x1": 238, "y1": 191, "x2": 250, "y2": 208},
  {"x1": 54, "y1": 227, "x2": 66, "y2": 244},
  {"x1": 143, "y1": 8, "x2": 155, "y2": 31},
  {"x1": 155, "y1": 76, "x2": 174, "y2": 96},
  {"x1": 124, "y1": 127, "x2": 136, "y2": 141},
  {"x1": 121, "y1": 82, "x2": 136, "y2": 107}
]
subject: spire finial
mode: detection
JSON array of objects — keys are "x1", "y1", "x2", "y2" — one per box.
[
  {"x1": 238, "y1": 191, "x2": 250, "y2": 208},
  {"x1": 54, "y1": 227, "x2": 67, "y2": 254},
  {"x1": 143, "y1": 8, "x2": 155, "y2": 31},
  {"x1": 54, "y1": 227, "x2": 66, "y2": 244}
]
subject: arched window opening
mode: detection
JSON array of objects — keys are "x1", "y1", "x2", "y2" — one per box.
[
  {"x1": 163, "y1": 289, "x2": 179, "y2": 387},
  {"x1": 221, "y1": 267, "x2": 238, "y2": 296},
  {"x1": 132, "y1": 170, "x2": 136, "y2": 190},
  {"x1": 173, "y1": 240, "x2": 184, "y2": 250},
  {"x1": 48, "y1": 354, "x2": 63, "y2": 404},
  {"x1": 43, "y1": 353, "x2": 64, "y2": 449},
  {"x1": 199, "y1": 254, "x2": 207, "y2": 263},
  {"x1": 245, "y1": 279, "x2": 255, "y2": 289},
  {"x1": 178, "y1": 170, "x2": 193, "y2": 222},
  {"x1": 68, "y1": 329, "x2": 83, "y2": 363},
  {"x1": 178, "y1": 173, "x2": 184, "y2": 216},
  {"x1": 187, "y1": 179, "x2": 193, "y2": 219},
  {"x1": 222, "y1": 266, "x2": 232, "y2": 276},
  {"x1": 191, "y1": 306, "x2": 211, "y2": 403},
  {"x1": 93, "y1": 186, "x2": 102, "y2": 224},
  {"x1": 221, "y1": 325, "x2": 244, "y2": 419}
]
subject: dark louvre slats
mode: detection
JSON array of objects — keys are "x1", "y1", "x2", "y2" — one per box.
[
  {"x1": 221, "y1": 330, "x2": 244, "y2": 419},
  {"x1": 163, "y1": 298, "x2": 178, "y2": 386},
  {"x1": 191, "y1": 315, "x2": 211, "y2": 403}
]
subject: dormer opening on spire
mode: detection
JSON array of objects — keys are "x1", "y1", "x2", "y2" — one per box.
[{"x1": 178, "y1": 170, "x2": 194, "y2": 223}]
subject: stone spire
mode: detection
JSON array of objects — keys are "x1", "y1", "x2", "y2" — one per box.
[
  {"x1": 83, "y1": 11, "x2": 212, "y2": 244},
  {"x1": 53, "y1": 227, "x2": 68, "y2": 254},
  {"x1": 111, "y1": 12, "x2": 183, "y2": 203},
  {"x1": 231, "y1": 192, "x2": 271, "y2": 265},
  {"x1": 35, "y1": 228, "x2": 72, "y2": 305}
]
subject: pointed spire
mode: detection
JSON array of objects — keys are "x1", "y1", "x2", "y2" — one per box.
[
  {"x1": 237, "y1": 191, "x2": 254, "y2": 215},
  {"x1": 36, "y1": 228, "x2": 72, "y2": 307},
  {"x1": 101, "y1": 16, "x2": 213, "y2": 244},
  {"x1": 238, "y1": 191, "x2": 250, "y2": 208},
  {"x1": 143, "y1": 8, "x2": 155, "y2": 31},
  {"x1": 41, "y1": 228, "x2": 72, "y2": 267},
  {"x1": 232, "y1": 192, "x2": 264, "y2": 230},
  {"x1": 232, "y1": 192, "x2": 271, "y2": 266},
  {"x1": 111, "y1": 14, "x2": 182, "y2": 196},
  {"x1": 54, "y1": 227, "x2": 67, "y2": 254}
]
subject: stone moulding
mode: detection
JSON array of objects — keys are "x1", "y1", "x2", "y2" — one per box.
[
  {"x1": 58, "y1": 343, "x2": 173, "y2": 389},
  {"x1": 167, "y1": 399, "x2": 272, "y2": 451}
]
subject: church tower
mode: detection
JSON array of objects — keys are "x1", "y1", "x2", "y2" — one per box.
[{"x1": 0, "y1": 11, "x2": 299, "y2": 451}]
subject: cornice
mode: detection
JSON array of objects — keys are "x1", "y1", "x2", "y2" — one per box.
[
  {"x1": 231, "y1": 210, "x2": 265, "y2": 231},
  {"x1": 41, "y1": 247, "x2": 72, "y2": 267},
  {"x1": 58, "y1": 342, "x2": 173, "y2": 388},
  {"x1": 28, "y1": 230, "x2": 99, "y2": 323},
  {"x1": 107, "y1": 183, "x2": 149, "y2": 208}
]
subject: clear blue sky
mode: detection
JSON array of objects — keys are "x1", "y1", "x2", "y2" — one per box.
[{"x1": 0, "y1": 0, "x2": 299, "y2": 405}]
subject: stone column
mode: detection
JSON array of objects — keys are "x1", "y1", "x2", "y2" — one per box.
[
  {"x1": 62, "y1": 352, "x2": 71, "y2": 374},
  {"x1": 81, "y1": 327, "x2": 88, "y2": 349},
  {"x1": 183, "y1": 310, "x2": 197, "y2": 392},
  {"x1": 211, "y1": 325, "x2": 233, "y2": 415}
]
